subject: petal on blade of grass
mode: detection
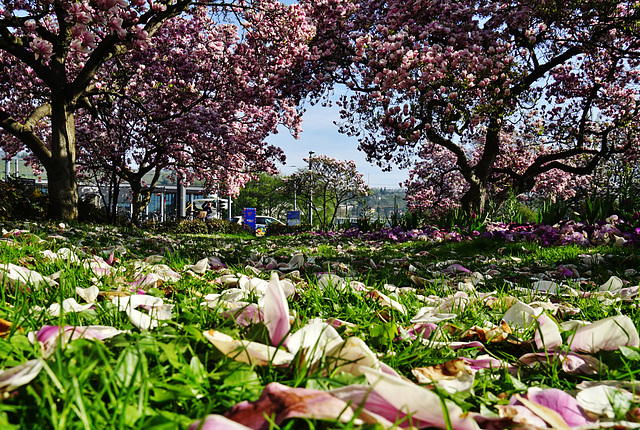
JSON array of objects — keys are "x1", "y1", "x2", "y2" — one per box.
[
  {"x1": 534, "y1": 313, "x2": 562, "y2": 350},
  {"x1": 525, "y1": 387, "x2": 589, "y2": 428},
  {"x1": 326, "y1": 337, "x2": 383, "y2": 376},
  {"x1": 495, "y1": 404, "x2": 549, "y2": 428},
  {"x1": 47, "y1": 298, "x2": 94, "y2": 317},
  {"x1": 224, "y1": 382, "x2": 355, "y2": 430},
  {"x1": 189, "y1": 415, "x2": 253, "y2": 430},
  {"x1": 279, "y1": 254, "x2": 304, "y2": 271},
  {"x1": 462, "y1": 355, "x2": 515, "y2": 373},
  {"x1": 511, "y1": 394, "x2": 571, "y2": 429},
  {"x1": 569, "y1": 315, "x2": 639, "y2": 353},
  {"x1": 532, "y1": 280, "x2": 559, "y2": 295},
  {"x1": 361, "y1": 366, "x2": 479, "y2": 430},
  {"x1": 0, "y1": 359, "x2": 44, "y2": 394},
  {"x1": 0, "y1": 263, "x2": 58, "y2": 290},
  {"x1": 187, "y1": 258, "x2": 209, "y2": 274},
  {"x1": 224, "y1": 304, "x2": 263, "y2": 327},
  {"x1": 76, "y1": 285, "x2": 99, "y2": 303},
  {"x1": 599, "y1": 276, "x2": 624, "y2": 293},
  {"x1": 502, "y1": 301, "x2": 541, "y2": 330},
  {"x1": 238, "y1": 275, "x2": 269, "y2": 295},
  {"x1": 33, "y1": 325, "x2": 122, "y2": 357},
  {"x1": 260, "y1": 272, "x2": 290, "y2": 347},
  {"x1": 443, "y1": 264, "x2": 472, "y2": 274},
  {"x1": 365, "y1": 290, "x2": 407, "y2": 315},
  {"x1": 203, "y1": 329, "x2": 293, "y2": 366},
  {"x1": 329, "y1": 384, "x2": 413, "y2": 428},
  {"x1": 207, "y1": 256, "x2": 226, "y2": 269},
  {"x1": 410, "y1": 308, "x2": 457, "y2": 324},
  {"x1": 129, "y1": 273, "x2": 163, "y2": 290},
  {"x1": 113, "y1": 295, "x2": 164, "y2": 311},
  {"x1": 412, "y1": 358, "x2": 476, "y2": 393},
  {"x1": 576, "y1": 385, "x2": 633, "y2": 418},
  {"x1": 125, "y1": 308, "x2": 158, "y2": 330},
  {"x1": 317, "y1": 273, "x2": 347, "y2": 291},
  {"x1": 286, "y1": 321, "x2": 343, "y2": 367},
  {"x1": 519, "y1": 352, "x2": 603, "y2": 375}
]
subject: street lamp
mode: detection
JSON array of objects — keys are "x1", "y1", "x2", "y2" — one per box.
[{"x1": 308, "y1": 151, "x2": 315, "y2": 226}]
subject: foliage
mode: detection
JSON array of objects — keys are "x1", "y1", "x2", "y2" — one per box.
[
  {"x1": 301, "y1": 0, "x2": 640, "y2": 214},
  {"x1": 172, "y1": 219, "x2": 244, "y2": 235},
  {"x1": 265, "y1": 222, "x2": 311, "y2": 236},
  {"x1": 77, "y1": 196, "x2": 109, "y2": 224},
  {"x1": 232, "y1": 174, "x2": 290, "y2": 219},
  {"x1": 439, "y1": 208, "x2": 488, "y2": 237},
  {"x1": 535, "y1": 198, "x2": 570, "y2": 226},
  {"x1": 354, "y1": 215, "x2": 387, "y2": 233},
  {"x1": 0, "y1": 179, "x2": 47, "y2": 221},
  {"x1": 289, "y1": 155, "x2": 370, "y2": 230},
  {"x1": 0, "y1": 0, "x2": 314, "y2": 220}
]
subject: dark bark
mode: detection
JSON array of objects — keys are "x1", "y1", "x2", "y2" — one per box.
[{"x1": 45, "y1": 98, "x2": 78, "y2": 220}]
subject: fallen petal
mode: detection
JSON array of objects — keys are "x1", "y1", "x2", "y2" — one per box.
[
  {"x1": 526, "y1": 387, "x2": 589, "y2": 428},
  {"x1": 203, "y1": 329, "x2": 293, "y2": 366},
  {"x1": 570, "y1": 315, "x2": 639, "y2": 353},
  {"x1": 534, "y1": 313, "x2": 562, "y2": 350},
  {"x1": 361, "y1": 366, "x2": 479, "y2": 430},
  {"x1": 260, "y1": 272, "x2": 291, "y2": 347},
  {"x1": 225, "y1": 383, "x2": 355, "y2": 430},
  {"x1": 189, "y1": 415, "x2": 253, "y2": 430},
  {"x1": 0, "y1": 359, "x2": 44, "y2": 394},
  {"x1": 576, "y1": 385, "x2": 633, "y2": 418}
]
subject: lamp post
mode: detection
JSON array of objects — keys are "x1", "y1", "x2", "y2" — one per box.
[{"x1": 308, "y1": 151, "x2": 315, "y2": 226}]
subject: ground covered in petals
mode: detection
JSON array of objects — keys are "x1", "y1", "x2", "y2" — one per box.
[{"x1": 1, "y1": 220, "x2": 640, "y2": 429}]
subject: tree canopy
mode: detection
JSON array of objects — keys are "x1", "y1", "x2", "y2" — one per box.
[
  {"x1": 0, "y1": 0, "x2": 312, "y2": 220},
  {"x1": 300, "y1": 0, "x2": 640, "y2": 213}
]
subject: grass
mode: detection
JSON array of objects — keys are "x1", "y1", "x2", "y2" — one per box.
[{"x1": 0, "y1": 222, "x2": 639, "y2": 428}]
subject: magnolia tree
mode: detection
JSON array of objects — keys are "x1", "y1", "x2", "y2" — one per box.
[
  {"x1": 300, "y1": 0, "x2": 640, "y2": 214},
  {"x1": 0, "y1": 0, "x2": 312, "y2": 220},
  {"x1": 289, "y1": 155, "x2": 370, "y2": 230},
  {"x1": 405, "y1": 133, "x2": 591, "y2": 216},
  {"x1": 75, "y1": 7, "x2": 302, "y2": 224}
]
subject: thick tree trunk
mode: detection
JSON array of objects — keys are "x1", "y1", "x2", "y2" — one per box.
[
  {"x1": 460, "y1": 182, "x2": 488, "y2": 215},
  {"x1": 46, "y1": 100, "x2": 78, "y2": 221}
]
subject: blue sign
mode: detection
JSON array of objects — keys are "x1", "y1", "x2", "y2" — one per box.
[
  {"x1": 287, "y1": 210, "x2": 301, "y2": 226},
  {"x1": 243, "y1": 208, "x2": 256, "y2": 231}
]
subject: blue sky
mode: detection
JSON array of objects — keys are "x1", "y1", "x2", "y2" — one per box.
[{"x1": 268, "y1": 102, "x2": 409, "y2": 189}]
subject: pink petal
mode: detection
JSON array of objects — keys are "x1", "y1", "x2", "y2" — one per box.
[
  {"x1": 208, "y1": 256, "x2": 227, "y2": 269},
  {"x1": 534, "y1": 313, "x2": 562, "y2": 350},
  {"x1": 526, "y1": 387, "x2": 589, "y2": 428},
  {"x1": 189, "y1": 415, "x2": 252, "y2": 430},
  {"x1": 570, "y1": 315, "x2": 639, "y2": 353},
  {"x1": 361, "y1": 366, "x2": 479, "y2": 430},
  {"x1": 0, "y1": 359, "x2": 44, "y2": 393},
  {"x1": 202, "y1": 330, "x2": 293, "y2": 366},
  {"x1": 224, "y1": 382, "x2": 354, "y2": 429},
  {"x1": 330, "y1": 384, "x2": 411, "y2": 427},
  {"x1": 519, "y1": 352, "x2": 603, "y2": 375},
  {"x1": 261, "y1": 273, "x2": 290, "y2": 347}
]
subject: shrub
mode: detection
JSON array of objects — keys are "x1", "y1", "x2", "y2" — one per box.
[
  {"x1": 0, "y1": 179, "x2": 47, "y2": 221},
  {"x1": 266, "y1": 222, "x2": 311, "y2": 236},
  {"x1": 78, "y1": 197, "x2": 108, "y2": 223}
]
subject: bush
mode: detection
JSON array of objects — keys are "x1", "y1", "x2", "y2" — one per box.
[
  {"x1": 78, "y1": 197, "x2": 108, "y2": 223},
  {"x1": 266, "y1": 222, "x2": 311, "y2": 236},
  {"x1": 535, "y1": 198, "x2": 570, "y2": 225},
  {"x1": 171, "y1": 218, "x2": 245, "y2": 235},
  {"x1": 0, "y1": 179, "x2": 47, "y2": 221}
]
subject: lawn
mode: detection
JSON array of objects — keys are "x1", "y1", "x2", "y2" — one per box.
[{"x1": 0, "y1": 219, "x2": 639, "y2": 429}]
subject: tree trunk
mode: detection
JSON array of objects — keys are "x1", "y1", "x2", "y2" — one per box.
[
  {"x1": 131, "y1": 184, "x2": 153, "y2": 226},
  {"x1": 460, "y1": 182, "x2": 488, "y2": 215},
  {"x1": 46, "y1": 100, "x2": 78, "y2": 221}
]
